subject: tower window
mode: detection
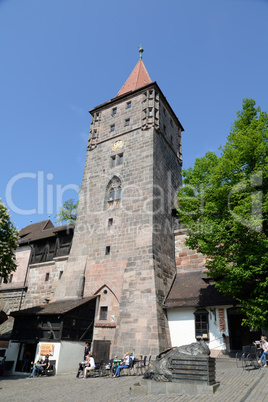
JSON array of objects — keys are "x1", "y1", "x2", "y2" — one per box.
[
  {"x1": 112, "y1": 107, "x2": 117, "y2": 116},
  {"x1": 93, "y1": 130, "x2": 97, "y2": 138},
  {"x1": 109, "y1": 188, "x2": 115, "y2": 201},
  {"x1": 126, "y1": 101, "x2": 131, "y2": 109},
  {"x1": 45, "y1": 273, "x2": 50, "y2": 282},
  {"x1": 116, "y1": 187, "x2": 122, "y2": 200},
  {"x1": 110, "y1": 124, "x2": 115, "y2": 132},
  {"x1": 9, "y1": 274, "x2": 13, "y2": 283},
  {"x1": 125, "y1": 119, "x2": 130, "y2": 126},
  {"x1": 105, "y1": 246, "x2": 110, "y2": 255},
  {"x1": 119, "y1": 153, "x2": 123, "y2": 165},
  {"x1": 106, "y1": 177, "x2": 122, "y2": 208},
  {"x1": 95, "y1": 113, "x2": 99, "y2": 121},
  {"x1": 111, "y1": 155, "x2": 116, "y2": 168},
  {"x1": 59, "y1": 271, "x2": 63, "y2": 279},
  {"x1": 149, "y1": 108, "x2": 153, "y2": 117},
  {"x1": 149, "y1": 91, "x2": 153, "y2": 99},
  {"x1": 108, "y1": 218, "x2": 113, "y2": 227},
  {"x1": 100, "y1": 306, "x2": 108, "y2": 320}
]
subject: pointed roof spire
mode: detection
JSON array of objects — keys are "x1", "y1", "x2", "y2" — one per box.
[{"x1": 116, "y1": 46, "x2": 152, "y2": 97}]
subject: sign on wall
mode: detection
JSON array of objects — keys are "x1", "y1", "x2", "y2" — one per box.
[
  {"x1": 218, "y1": 309, "x2": 226, "y2": 332},
  {"x1": 40, "y1": 344, "x2": 54, "y2": 356}
]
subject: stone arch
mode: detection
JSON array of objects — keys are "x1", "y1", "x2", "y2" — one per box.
[{"x1": 104, "y1": 175, "x2": 122, "y2": 210}]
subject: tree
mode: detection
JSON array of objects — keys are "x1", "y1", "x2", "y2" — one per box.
[
  {"x1": 56, "y1": 199, "x2": 78, "y2": 225},
  {"x1": 178, "y1": 99, "x2": 268, "y2": 330},
  {"x1": 0, "y1": 200, "x2": 18, "y2": 283}
]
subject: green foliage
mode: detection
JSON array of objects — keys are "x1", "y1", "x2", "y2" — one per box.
[
  {"x1": 56, "y1": 199, "x2": 78, "y2": 225},
  {"x1": 178, "y1": 99, "x2": 268, "y2": 329},
  {"x1": 0, "y1": 200, "x2": 18, "y2": 283}
]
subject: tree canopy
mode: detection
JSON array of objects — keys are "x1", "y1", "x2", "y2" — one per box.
[
  {"x1": 56, "y1": 198, "x2": 78, "y2": 225},
  {"x1": 178, "y1": 99, "x2": 268, "y2": 329},
  {"x1": 0, "y1": 200, "x2": 18, "y2": 283}
]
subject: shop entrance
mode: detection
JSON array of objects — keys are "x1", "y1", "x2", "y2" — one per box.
[
  {"x1": 227, "y1": 308, "x2": 261, "y2": 351},
  {"x1": 15, "y1": 342, "x2": 37, "y2": 373}
]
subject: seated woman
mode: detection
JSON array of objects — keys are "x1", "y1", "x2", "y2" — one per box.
[
  {"x1": 113, "y1": 352, "x2": 130, "y2": 378},
  {"x1": 258, "y1": 336, "x2": 268, "y2": 367},
  {"x1": 83, "y1": 352, "x2": 95, "y2": 378}
]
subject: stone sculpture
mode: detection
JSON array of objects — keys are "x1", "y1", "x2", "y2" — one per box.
[{"x1": 144, "y1": 340, "x2": 210, "y2": 382}]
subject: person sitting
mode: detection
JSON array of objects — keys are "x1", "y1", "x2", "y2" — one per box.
[
  {"x1": 76, "y1": 342, "x2": 90, "y2": 378},
  {"x1": 258, "y1": 336, "x2": 268, "y2": 367},
  {"x1": 83, "y1": 352, "x2": 95, "y2": 378},
  {"x1": 113, "y1": 352, "x2": 130, "y2": 378},
  {"x1": 28, "y1": 355, "x2": 50, "y2": 378}
]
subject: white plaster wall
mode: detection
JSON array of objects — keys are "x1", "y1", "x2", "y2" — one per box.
[
  {"x1": 5, "y1": 342, "x2": 20, "y2": 374},
  {"x1": 167, "y1": 306, "x2": 231, "y2": 354},
  {"x1": 167, "y1": 308, "x2": 196, "y2": 346},
  {"x1": 57, "y1": 341, "x2": 85, "y2": 374}
]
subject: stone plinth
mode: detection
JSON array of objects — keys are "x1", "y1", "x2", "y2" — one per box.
[{"x1": 129, "y1": 379, "x2": 220, "y2": 396}]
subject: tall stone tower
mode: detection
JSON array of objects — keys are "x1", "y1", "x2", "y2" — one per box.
[{"x1": 54, "y1": 49, "x2": 184, "y2": 358}]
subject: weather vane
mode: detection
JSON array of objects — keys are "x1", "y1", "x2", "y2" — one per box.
[{"x1": 139, "y1": 44, "x2": 144, "y2": 60}]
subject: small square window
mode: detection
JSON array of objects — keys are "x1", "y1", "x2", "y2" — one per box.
[
  {"x1": 9, "y1": 274, "x2": 13, "y2": 283},
  {"x1": 105, "y1": 246, "x2": 110, "y2": 255},
  {"x1": 110, "y1": 124, "x2": 115, "y2": 132},
  {"x1": 125, "y1": 119, "x2": 130, "y2": 126},
  {"x1": 100, "y1": 306, "x2": 108, "y2": 320},
  {"x1": 126, "y1": 101, "x2": 131, "y2": 109},
  {"x1": 119, "y1": 153, "x2": 123, "y2": 165},
  {"x1": 59, "y1": 271, "x2": 63, "y2": 279},
  {"x1": 111, "y1": 155, "x2": 116, "y2": 167},
  {"x1": 45, "y1": 273, "x2": 49, "y2": 282},
  {"x1": 112, "y1": 107, "x2": 117, "y2": 116},
  {"x1": 108, "y1": 218, "x2": 113, "y2": 227},
  {"x1": 96, "y1": 113, "x2": 99, "y2": 121}
]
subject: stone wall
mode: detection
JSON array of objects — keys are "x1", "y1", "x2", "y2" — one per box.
[{"x1": 174, "y1": 229, "x2": 206, "y2": 271}]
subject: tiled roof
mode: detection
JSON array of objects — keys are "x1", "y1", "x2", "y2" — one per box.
[
  {"x1": 11, "y1": 296, "x2": 97, "y2": 316},
  {"x1": 18, "y1": 220, "x2": 74, "y2": 243},
  {"x1": 164, "y1": 269, "x2": 234, "y2": 308},
  {"x1": 116, "y1": 60, "x2": 152, "y2": 97}
]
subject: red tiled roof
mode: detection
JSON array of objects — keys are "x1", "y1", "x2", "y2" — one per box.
[
  {"x1": 116, "y1": 60, "x2": 152, "y2": 97},
  {"x1": 164, "y1": 269, "x2": 234, "y2": 308}
]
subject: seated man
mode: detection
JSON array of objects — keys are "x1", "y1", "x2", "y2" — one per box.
[
  {"x1": 28, "y1": 355, "x2": 50, "y2": 378},
  {"x1": 83, "y1": 352, "x2": 95, "y2": 378},
  {"x1": 113, "y1": 352, "x2": 130, "y2": 378}
]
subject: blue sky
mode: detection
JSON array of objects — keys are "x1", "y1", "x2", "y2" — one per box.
[{"x1": 1, "y1": 0, "x2": 267, "y2": 230}]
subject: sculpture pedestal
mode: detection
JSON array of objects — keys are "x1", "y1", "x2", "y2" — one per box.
[{"x1": 129, "y1": 379, "x2": 220, "y2": 397}]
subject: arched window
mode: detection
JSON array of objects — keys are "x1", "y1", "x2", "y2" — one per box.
[
  {"x1": 109, "y1": 188, "x2": 115, "y2": 201},
  {"x1": 116, "y1": 187, "x2": 121, "y2": 200},
  {"x1": 106, "y1": 177, "x2": 122, "y2": 208}
]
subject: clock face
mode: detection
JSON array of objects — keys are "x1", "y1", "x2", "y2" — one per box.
[{"x1": 112, "y1": 140, "x2": 124, "y2": 151}]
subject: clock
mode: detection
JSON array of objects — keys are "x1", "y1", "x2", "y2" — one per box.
[{"x1": 112, "y1": 140, "x2": 124, "y2": 151}]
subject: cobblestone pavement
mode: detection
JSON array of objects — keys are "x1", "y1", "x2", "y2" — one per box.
[{"x1": 0, "y1": 358, "x2": 267, "y2": 402}]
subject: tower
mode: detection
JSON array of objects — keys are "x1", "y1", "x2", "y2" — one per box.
[{"x1": 54, "y1": 49, "x2": 184, "y2": 358}]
